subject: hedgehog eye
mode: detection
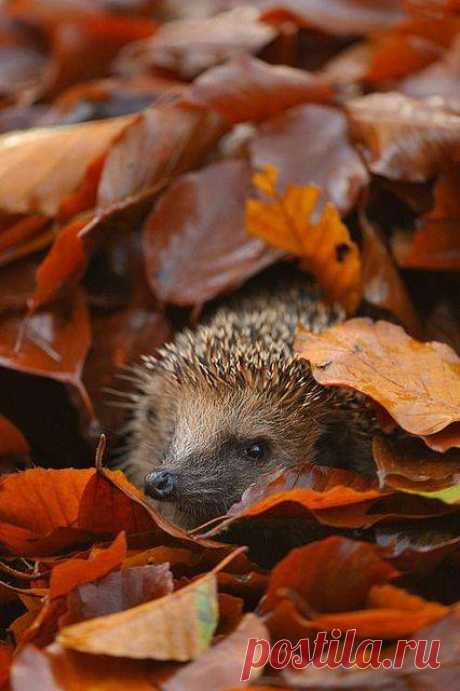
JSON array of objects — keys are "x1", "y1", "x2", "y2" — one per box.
[{"x1": 243, "y1": 441, "x2": 267, "y2": 461}]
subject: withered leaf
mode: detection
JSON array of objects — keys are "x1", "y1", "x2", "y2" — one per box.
[
  {"x1": 10, "y1": 642, "x2": 168, "y2": 691},
  {"x1": 96, "y1": 101, "x2": 225, "y2": 211},
  {"x1": 296, "y1": 318, "x2": 460, "y2": 439},
  {"x1": 259, "y1": 0, "x2": 404, "y2": 36},
  {"x1": 0, "y1": 290, "x2": 91, "y2": 396},
  {"x1": 246, "y1": 165, "x2": 362, "y2": 313},
  {"x1": 249, "y1": 104, "x2": 369, "y2": 217},
  {"x1": 346, "y1": 92, "x2": 460, "y2": 181},
  {"x1": 0, "y1": 116, "x2": 134, "y2": 216},
  {"x1": 189, "y1": 55, "x2": 333, "y2": 124},
  {"x1": 114, "y1": 7, "x2": 276, "y2": 79},
  {"x1": 162, "y1": 614, "x2": 268, "y2": 691},
  {"x1": 144, "y1": 159, "x2": 279, "y2": 306},
  {"x1": 58, "y1": 550, "x2": 243, "y2": 660},
  {"x1": 49, "y1": 532, "x2": 127, "y2": 600},
  {"x1": 64, "y1": 562, "x2": 173, "y2": 624},
  {"x1": 373, "y1": 436, "x2": 460, "y2": 494},
  {"x1": 262, "y1": 537, "x2": 447, "y2": 640}
]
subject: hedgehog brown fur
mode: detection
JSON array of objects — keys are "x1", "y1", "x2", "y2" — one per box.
[{"x1": 119, "y1": 284, "x2": 376, "y2": 529}]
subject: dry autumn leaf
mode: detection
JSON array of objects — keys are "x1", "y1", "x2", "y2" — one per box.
[
  {"x1": 144, "y1": 159, "x2": 280, "y2": 306},
  {"x1": 246, "y1": 164, "x2": 362, "y2": 314},
  {"x1": 261, "y1": 536, "x2": 447, "y2": 641},
  {"x1": 346, "y1": 92, "x2": 460, "y2": 181},
  {"x1": 189, "y1": 55, "x2": 333, "y2": 124},
  {"x1": 114, "y1": 7, "x2": 276, "y2": 79},
  {"x1": 296, "y1": 317, "x2": 460, "y2": 440},
  {"x1": 58, "y1": 550, "x2": 243, "y2": 661},
  {"x1": 373, "y1": 436, "x2": 460, "y2": 494},
  {"x1": 249, "y1": 104, "x2": 369, "y2": 217},
  {"x1": 0, "y1": 116, "x2": 134, "y2": 216}
]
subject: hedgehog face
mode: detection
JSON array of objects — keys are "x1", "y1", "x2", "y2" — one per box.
[{"x1": 124, "y1": 368, "x2": 325, "y2": 530}]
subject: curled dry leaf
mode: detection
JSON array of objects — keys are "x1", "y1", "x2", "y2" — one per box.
[
  {"x1": 96, "y1": 101, "x2": 225, "y2": 211},
  {"x1": 401, "y1": 34, "x2": 460, "y2": 111},
  {"x1": 64, "y1": 562, "x2": 174, "y2": 624},
  {"x1": 373, "y1": 436, "x2": 460, "y2": 494},
  {"x1": 0, "y1": 289, "x2": 91, "y2": 401},
  {"x1": 0, "y1": 466, "x2": 212, "y2": 557},
  {"x1": 30, "y1": 101, "x2": 225, "y2": 309},
  {"x1": 296, "y1": 317, "x2": 460, "y2": 439},
  {"x1": 10, "y1": 642, "x2": 168, "y2": 691},
  {"x1": 144, "y1": 159, "x2": 279, "y2": 306},
  {"x1": 162, "y1": 614, "x2": 268, "y2": 691},
  {"x1": 114, "y1": 7, "x2": 276, "y2": 79},
  {"x1": 258, "y1": 0, "x2": 404, "y2": 36},
  {"x1": 49, "y1": 532, "x2": 127, "y2": 600},
  {"x1": 189, "y1": 55, "x2": 333, "y2": 124},
  {"x1": 246, "y1": 164, "x2": 362, "y2": 314},
  {"x1": 0, "y1": 116, "x2": 134, "y2": 216},
  {"x1": 249, "y1": 104, "x2": 369, "y2": 217},
  {"x1": 261, "y1": 536, "x2": 447, "y2": 641},
  {"x1": 58, "y1": 550, "x2": 243, "y2": 661},
  {"x1": 392, "y1": 168, "x2": 460, "y2": 271},
  {"x1": 346, "y1": 92, "x2": 460, "y2": 181}
]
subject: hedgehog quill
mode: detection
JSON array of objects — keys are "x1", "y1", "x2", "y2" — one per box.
[{"x1": 119, "y1": 286, "x2": 376, "y2": 529}]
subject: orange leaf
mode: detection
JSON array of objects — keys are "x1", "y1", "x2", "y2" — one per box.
[
  {"x1": 0, "y1": 117, "x2": 134, "y2": 216},
  {"x1": 296, "y1": 318, "x2": 460, "y2": 439},
  {"x1": 246, "y1": 165, "x2": 362, "y2": 314},
  {"x1": 58, "y1": 549, "x2": 243, "y2": 661},
  {"x1": 49, "y1": 532, "x2": 127, "y2": 600}
]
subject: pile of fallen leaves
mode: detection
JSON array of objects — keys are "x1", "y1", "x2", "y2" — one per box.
[{"x1": 0, "y1": 1, "x2": 459, "y2": 688}]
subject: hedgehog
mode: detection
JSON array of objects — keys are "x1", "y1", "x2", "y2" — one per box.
[{"x1": 118, "y1": 284, "x2": 376, "y2": 529}]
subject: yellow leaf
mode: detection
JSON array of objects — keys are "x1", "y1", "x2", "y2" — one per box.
[{"x1": 246, "y1": 165, "x2": 362, "y2": 314}]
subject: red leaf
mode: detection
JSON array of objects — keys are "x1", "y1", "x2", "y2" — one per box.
[{"x1": 143, "y1": 159, "x2": 279, "y2": 306}]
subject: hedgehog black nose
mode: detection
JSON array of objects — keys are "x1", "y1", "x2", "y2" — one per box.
[{"x1": 144, "y1": 470, "x2": 177, "y2": 501}]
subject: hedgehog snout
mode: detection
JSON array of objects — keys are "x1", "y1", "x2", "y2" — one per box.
[{"x1": 144, "y1": 469, "x2": 177, "y2": 501}]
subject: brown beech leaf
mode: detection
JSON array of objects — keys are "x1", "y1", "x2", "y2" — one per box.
[
  {"x1": 144, "y1": 159, "x2": 279, "y2": 306},
  {"x1": 373, "y1": 436, "x2": 460, "y2": 493},
  {"x1": 63, "y1": 562, "x2": 174, "y2": 624},
  {"x1": 402, "y1": 34, "x2": 460, "y2": 111},
  {"x1": 0, "y1": 117, "x2": 134, "y2": 216},
  {"x1": 246, "y1": 165, "x2": 362, "y2": 314},
  {"x1": 114, "y1": 7, "x2": 276, "y2": 79},
  {"x1": 0, "y1": 290, "x2": 91, "y2": 397},
  {"x1": 296, "y1": 318, "x2": 460, "y2": 438},
  {"x1": 258, "y1": 0, "x2": 404, "y2": 36},
  {"x1": 392, "y1": 168, "x2": 460, "y2": 271},
  {"x1": 162, "y1": 614, "x2": 268, "y2": 691},
  {"x1": 49, "y1": 532, "x2": 127, "y2": 600},
  {"x1": 359, "y1": 211, "x2": 422, "y2": 338},
  {"x1": 0, "y1": 466, "x2": 209, "y2": 557},
  {"x1": 228, "y1": 462, "x2": 380, "y2": 515},
  {"x1": 249, "y1": 104, "x2": 369, "y2": 217},
  {"x1": 262, "y1": 536, "x2": 397, "y2": 613},
  {"x1": 58, "y1": 550, "x2": 243, "y2": 660},
  {"x1": 96, "y1": 101, "x2": 225, "y2": 211},
  {"x1": 261, "y1": 537, "x2": 447, "y2": 641},
  {"x1": 10, "y1": 642, "x2": 171, "y2": 691},
  {"x1": 346, "y1": 92, "x2": 460, "y2": 181},
  {"x1": 189, "y1": 55, "x2": 333, "y2": 124}
]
